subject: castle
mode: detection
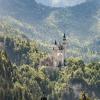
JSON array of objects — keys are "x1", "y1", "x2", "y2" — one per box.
[{"x1": 40, "y1": 33, "x2": 67, "y2": 67}]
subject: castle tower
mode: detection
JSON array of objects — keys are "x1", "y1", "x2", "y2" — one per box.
[
  {"x1": 53, "y1": 40, "x2": 58, "y2": 51},
  {"x1": 58, "y1": 44, "x2": 64, "y2": 67},
  {"x1": 62, "y1": 33, "x2": 67, "y2": 66},
  {"x1": 52, "y1": 40, "x2": 59, "y2": 67}
]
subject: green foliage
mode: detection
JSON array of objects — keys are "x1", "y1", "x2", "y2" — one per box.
[
  {"x1": 0, "y1": 36, "x2": 100, "y2": 100},
  {"x1": 79, "y1": 92, "x2": 90, "y2": 100}
]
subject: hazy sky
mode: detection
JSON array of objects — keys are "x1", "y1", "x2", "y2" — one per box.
[{"x1": 35, "y1": 0, "x2": 88, "y2": 7}]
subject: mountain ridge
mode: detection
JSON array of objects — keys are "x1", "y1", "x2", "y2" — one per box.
[{"x1": 0, "y1": 0, "x2": 100, "y2": 62}]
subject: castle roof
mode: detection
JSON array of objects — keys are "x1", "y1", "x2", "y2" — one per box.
[{"x1": 58, "y1": 44, "x2": 64, "y2": 50}]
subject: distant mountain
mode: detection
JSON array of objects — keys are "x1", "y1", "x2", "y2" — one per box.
[
  {"x1": 0, "y1": 0, "x2": 52, "y2": 22},
  {"x1": 0, "y1": 0, "x2": 100, "y2": 39},
  {"x1": 0, "y1": 0, "x2": 100, "y2": 61}
]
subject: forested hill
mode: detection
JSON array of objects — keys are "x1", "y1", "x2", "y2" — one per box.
[
  {"x1": 0, "y1": 0, "x2": 100, "y2": 62},
  {"x1": 0, "y1": 35, "x2": 47, "y2": 66},
  {"x1": 0, "y1": 36, "x2": 100, "y2": 100},
  {"x1": 0, "y1": 20, "x2": 100, "y2": 63}
]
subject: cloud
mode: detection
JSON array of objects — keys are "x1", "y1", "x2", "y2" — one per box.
[{"x1": 35, "y1": 0, "x2": 87, "y2": 7}]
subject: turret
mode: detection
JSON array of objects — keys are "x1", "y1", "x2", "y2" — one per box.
[
  {"x1": 62, "y1": 33, "x2": 67, "y2": 66},
  {"x1": 55, "y1": 40, "x2": 57, "y2": 45},
  {"x1": 53, "y1": 40, "x2": 58, "y2": 51},
  {"x1": 63, "y1": 33, "x2": 66, "y2": 41}
]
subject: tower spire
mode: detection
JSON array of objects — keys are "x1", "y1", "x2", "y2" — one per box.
[
  {"x1": 63, "y1": 33, "x2": 66, "y2": 41},
  {"x1": 55, "y1": 40, "x2": 57, "y2": 45},
  {"x1": 63, "y1": 33, "x2": 67, "y2": 66}
]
